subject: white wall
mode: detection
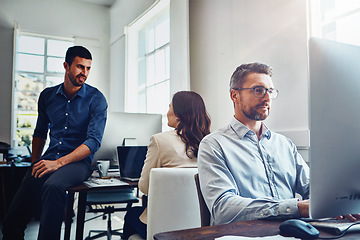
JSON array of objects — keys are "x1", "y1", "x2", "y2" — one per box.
[
  {"x1": 0, "y1": 0, "x2": 110, "y2": 144},
  {"x1": 109, "y1": 0, "x2": 156, "y2": 112},
  {"x1": 0, "y1": 0, "x2": 310, "y2": 160},
  {"x1": 189, "y1": 0, "x2": 309, "y2": 132}
]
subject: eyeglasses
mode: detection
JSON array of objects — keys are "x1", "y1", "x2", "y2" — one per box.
[{"x1": 234, "y1": 86, "x2": 279, "y2": 100}]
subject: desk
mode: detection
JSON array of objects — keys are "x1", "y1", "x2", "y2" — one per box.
[
  {"x1": 63, "y1": 178, "x2": 138, "y2": 240},
  {"x1": 0, "y1": 162, "x2": 31, "y2": 219},
  {"x1": 154, "y1": 220, "x2": 360, "y2": 240}
]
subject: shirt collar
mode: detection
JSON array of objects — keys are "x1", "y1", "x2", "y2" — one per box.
[
  {"x1": 230, "y1": 116, "x2": 271, "y2": 140},
  {"x1": 55, "y1": 83, "x2": 87, "y2": 99}
]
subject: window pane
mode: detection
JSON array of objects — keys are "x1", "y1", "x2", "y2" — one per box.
[
  {"x1": 47, "y1": 39, "x2": 72, "y2": 57},
  {"x1": 17, "y1": 111, "x2": 37, "y2": 130},
  {"x1": 138, "y1": 58, "x2": 146, "y2": 86},
  {"x1": 321, "y1": 0, "x2": 360, "y2": 21},
  {"x1": 47, "y1": 56, "x2": 65, "y2": 73},
  {"x1": 335, "y1": 12, "x2": 360, "y2": 46},
  {"x1": 138, "y1": 28, "x2": 146, "y2": 57},
  {"x1": 155, "y1": 17, "x2": 170, "y2": 49},
  {"x1": 146, "y1": 55, "x2": 155, "y2": 85},
  {"x1": 16, "y1": 128, "x2": 35, "y2": 146},
  {"x1": 155, "y1": 49, "x2": 166, "y2": 83},
  {"x1": 147, "y1": 26, "x2": 155, "y2": 54},
  {"x1": 146, "y1": 81, "x2": 170, "y2": 114},
  {"x1": 46, "y1": 76, "x2": 63, "y2": 87},
  {"x1": 18, "y1": 35, "x2": 44, "y2": 54},
  {"x1": 17, "y1": 54, "x2": 44, "y2": 73},
  {"x1": 16, "y1": 73, "x2": 43, "y2": 92},
  {"x1": 17, "y1": 92, "x2": 39, "y2": 111}
]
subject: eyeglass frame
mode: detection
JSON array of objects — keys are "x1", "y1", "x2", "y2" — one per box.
[{"x1": 233, "y1": 86, "x2": 279, "y2": 100}]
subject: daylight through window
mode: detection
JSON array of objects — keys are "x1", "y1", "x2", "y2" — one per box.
[{"x1": 13, "y1": 33, "x2": 73, "y2": 146}]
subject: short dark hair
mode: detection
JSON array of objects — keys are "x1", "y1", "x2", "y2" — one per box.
[
  {"x1": 229, "y1": 62, "x2": 273, "y2": 90},
  {"x1": 65, "y1": 46, "x2": 92, "y2": 66}
]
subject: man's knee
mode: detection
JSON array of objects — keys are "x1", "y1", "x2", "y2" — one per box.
[{"x1": 42, "y1": 180, "x2": 65, "y2": 201}]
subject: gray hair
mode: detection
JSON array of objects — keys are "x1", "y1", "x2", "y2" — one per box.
[{"x1": 229, "y1": 62, "x2": 273, "y2": 91}]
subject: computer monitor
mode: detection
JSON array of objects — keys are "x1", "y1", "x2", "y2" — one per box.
[
  {"x1": 117, "y1": 146, "x2": 148, "y2": 181},
  {"x1": 309, "y1": 37, "x2": 360, "y2": 219},
  {"x1": 93, "y1": 112, "x2": 162, "y2": 166}
]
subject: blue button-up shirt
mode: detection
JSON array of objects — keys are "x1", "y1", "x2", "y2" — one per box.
[
  {"x1": 33, "y1": 83, "x2": 107, "y2": 165},
  {"x1": 198, "y1": 117, "x2": 310, "y2": 225}
]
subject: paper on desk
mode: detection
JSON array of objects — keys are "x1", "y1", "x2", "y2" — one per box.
[
  {"x1": 216, "y1": 235, "x2": 299, "y2": 240},
  {"x1": 83, "y1": 178, "x2": 129, "y2": 187}
]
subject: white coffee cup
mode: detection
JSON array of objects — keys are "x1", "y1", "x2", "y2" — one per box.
[{"x1": 97, "y1": 160, "x2": 110, "y2": 178}]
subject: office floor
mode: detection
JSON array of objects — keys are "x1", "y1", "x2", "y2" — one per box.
[{"x1": 0, "y1": 196, "x2": 143, "y2": 240}]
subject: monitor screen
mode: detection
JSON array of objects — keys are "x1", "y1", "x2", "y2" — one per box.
[
  {"x1": 309, "y1": 37, "x2": 360, "y2": 219},
  {"x1": 93, "y1": 112, "x2": 162, "y2": 166},
  {"x1": 117, "y1": 146, "x2": 147, "y2": 180}
]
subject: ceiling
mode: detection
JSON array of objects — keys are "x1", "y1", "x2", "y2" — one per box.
[{"x1": 73, "y1": 0, "x2": 116, "y2": 7}]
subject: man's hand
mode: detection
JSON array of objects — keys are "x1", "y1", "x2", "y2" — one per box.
[
  {"x1": 298, "y1": 199, "x2": 360, "y2": 221},
  {"x1": 32, "y1": 160, "x2": 62, "y2": 178},
  {"x1": 297, "y1": 199, "x2": 309, "y2": 217},
  {"x1": 336, "y1": 214, "x2": 360, "y2": 222}
]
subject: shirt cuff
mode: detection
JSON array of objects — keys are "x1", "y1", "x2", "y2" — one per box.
[
  {"x1": 83, "y1": 138, "x2": 100, "y2": 154},
  {"x1": 278, "y1": 198, "x2": 302, "y2": 218}
]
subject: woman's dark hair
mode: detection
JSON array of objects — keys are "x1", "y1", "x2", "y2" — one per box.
[{"x1": 172, "y1": 91, "x2": 211, "y2": 158}]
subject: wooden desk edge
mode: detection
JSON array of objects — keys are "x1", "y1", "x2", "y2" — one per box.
[{"x1": 153, "y1": 219, "x2": 360, "y2": 240}]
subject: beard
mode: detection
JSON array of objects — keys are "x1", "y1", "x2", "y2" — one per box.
[
  {"x1": 242, "y1": 103, "x2": 270, "y2": 121},
  {"x1": 68, "y1": 72, "x2": 86, "y2": 87}
]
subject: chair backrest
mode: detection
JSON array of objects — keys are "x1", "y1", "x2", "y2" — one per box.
[
  {"x1": 194, "y1": 173, "x2": 211, "y2": 227},
  {"x1": 147, "y1": 168, "x2": 201, "y2": 240}
]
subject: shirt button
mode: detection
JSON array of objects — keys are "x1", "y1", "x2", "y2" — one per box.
[
  {"x1": 64, "y1": 127, "x2": 67, "y2": 129},
  {"x1": 68, "y1": 100, "x2": 70, "y2": 103},
  {"x1": 57, "y1": 153, "x2": 60, "y2": 155},
  {"x1": 59, "y1": 142, "x2": 62, "y2": 144},
  {"x1": 65, "y1": 113, "x2": 68, "y2": 116}
]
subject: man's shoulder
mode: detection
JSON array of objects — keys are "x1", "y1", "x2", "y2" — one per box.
[
  {"x1": 41, "y1": 83, "x2": 60, "y2": 93},
  {"x1": 268, "y1": 131, "x2": 294, "y2": 146},
  {"x1": 84, "y1": 83, "x2": 104, "y2": 95},
  {"x1": 39, "y1": 84, "x2": 61, "y2": 99},
  {"x1": 202, "y1": 124, "x2": 234, "y2": 143},
  {"x1": 83, "y1": 84, "x2": 107, "y2": 101}
]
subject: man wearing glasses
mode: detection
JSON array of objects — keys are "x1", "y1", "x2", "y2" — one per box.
[{"x1": 197, "y1": 62, "x2": 310, "y2": 225}]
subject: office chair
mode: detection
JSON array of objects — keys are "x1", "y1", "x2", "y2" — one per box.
[
  {"x1": 85, "y1": 188, "x2": 139, "y2": 240},
  {"x1": 147, "y1": 168, "x2": 201, "y2": 240},
  {"x1": 194, "y1": 173, "x2": 211, "y2": 227}
]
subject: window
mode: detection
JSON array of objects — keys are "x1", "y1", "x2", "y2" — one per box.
[
  {"x1": 309, "y1": 0, "x2": 360, "y2": 46},
  {"x1": 12, "y1": 32, "x2": 73, "y2": 146},
  {"x1": 125, "y1": 0, "x2": 170, "y2": 117}
]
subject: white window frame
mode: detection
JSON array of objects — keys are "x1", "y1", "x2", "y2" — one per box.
[
  {"x1": 308, "y1": 0, "x2": 360, "y2": 46},
  {"x1": 11, "y1": 29, "x2": 74, "y2": 147},
  {"x1": 124, "y1": 0, "x2": 170, "y2": 114}
]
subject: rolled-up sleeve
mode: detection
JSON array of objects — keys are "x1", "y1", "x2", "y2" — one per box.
[
  {"x1": 83, "y1": 92, "x2": 108, "y2": 154},
  {"x1": 33, "y1": 90, "x2": 50, "y2": 139}
]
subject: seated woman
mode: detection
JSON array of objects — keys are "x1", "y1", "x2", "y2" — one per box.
[{"x1": 123, "y1": 91, "x2": 211, "y2": 239}]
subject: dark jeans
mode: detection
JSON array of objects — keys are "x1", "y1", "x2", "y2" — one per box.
[
  {"x1": 2, "y1": 160, "x2": 92, "y2": 240},
  {"x1": 123, "y1": 206, "x2": 147, "y2": 239}
]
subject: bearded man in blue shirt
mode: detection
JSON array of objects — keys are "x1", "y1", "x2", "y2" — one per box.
[
  {"x1": 2, "y1": 46, "x2": 107, "y2": 240},
  {"x1": 198, "y1": 62, "x2": 360, "y2": 226},
  {"x1": 198, "y1": 62, "x2": 309, "y2": 226}
]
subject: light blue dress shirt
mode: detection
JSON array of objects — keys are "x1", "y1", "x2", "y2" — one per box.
[
  {"x1": 198, "y1": 117, "x2": 310, "y2": 225},
  {"x1": 33, "y1": 83, "x2": 107, "y2": 165}
]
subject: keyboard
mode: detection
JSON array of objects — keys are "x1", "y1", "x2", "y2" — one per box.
[{"x1": 307, "y1": 218, "x2": 360, "y2": 234}]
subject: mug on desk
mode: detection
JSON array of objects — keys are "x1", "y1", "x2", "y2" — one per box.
[{"x1": 96, "y1": 160, "x2": 110, "y2": 178}]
